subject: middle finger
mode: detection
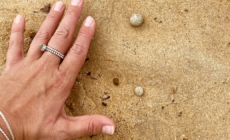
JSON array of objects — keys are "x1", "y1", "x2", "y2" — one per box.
[{"x1": 41, "y1": 0, "x2": 83, "y2": 65}]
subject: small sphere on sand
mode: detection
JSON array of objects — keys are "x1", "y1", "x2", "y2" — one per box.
[
  {"x1": 130, "y1": 14, "x2": 143, "y2": 26},
  {"x1": 135, "y1": 86, "x2": 144, "y2": 96},
  {"x1": 113, "y1": 78, "x2": 119, "y2": 86}
]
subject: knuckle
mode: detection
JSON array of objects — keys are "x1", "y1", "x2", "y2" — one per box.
[
  {"x1": 52, "y1": 71, "x2": 68, "y2": 88},
  {"x1": 87, "y1": 120, "x2": 96, "y2": 135},
  {"x1": 70, "y1": 43, "x2": 86, "y2": 57},
  {"x1": 66, "y1": 8, "x2": 78, "y2": 17},
  {"x1": 33, "y1": 60, "x2": 49, "y2": 74},
  {"x1": 35, "y1": 31, "x2": 50, "y2": 40},
  {"x1": 47, "y1": 12, "x2": 59, "y2": 21},
  {"x1": 11, "y1": 27, "x2": 22, "y2": 33},
  {"x1": 55, "y1": 27, "x2": 70, "y2": 38},
  {"x1": 7, "y1": 58, "x2": 20, "y2": 67},
  {"x1": 79, "y1": 30, "x2": 90, "y2": 39},
  {"x1": 9, "y1": 39, "x2": 23, "y2": 47}
]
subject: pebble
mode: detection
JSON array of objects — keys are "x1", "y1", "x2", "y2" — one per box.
[
  {"x1": 180, "y1": 135, "x2": 188, "y2": 140},
  {"x1": 113, "y1": 78, "x2": 119, "y2": 86},
  {"x1": 135, "y1": 86, "x2": 144, "y2": 96},
  {"x1": 102, "y1": 94, "x2": 110, "y2": 100},
  {"x1": 102, "y1": 94, "x2": 109, "y2": 99},
  {"x1": 130, "y1": 14, "x2": 143, "y2": 26}
]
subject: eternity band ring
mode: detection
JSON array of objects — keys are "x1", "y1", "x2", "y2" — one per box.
[{"x1": 40, "y1": 44, "x2": 65, "y2": 59}]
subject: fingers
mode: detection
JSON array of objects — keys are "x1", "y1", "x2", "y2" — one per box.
[
  {"x1": 26, "y1": 1, "x2": 65, "y2": 61},
  {"x1": 57, "y1": 115, "x2": 115, "y2": 139},
  {"x1": 41, "y1": 0, "x2": 84, "y2": 65},
  {"x1": 59, "y1": 16, "x2": 95, "y2": 82},
  {"x1": 6, "y1": 15, "x2": 25, "y2": 71}
]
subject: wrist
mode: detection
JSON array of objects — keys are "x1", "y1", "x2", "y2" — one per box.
[
  {"x1": 0, "y1": 120, "x2": 11, "y2": 139},
  {"x1": 0, "y1": 109, "x2": 23, "y2": 140}
]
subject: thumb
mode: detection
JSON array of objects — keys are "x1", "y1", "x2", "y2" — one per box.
[{"x1": 57, "y1": 115, "x2": 115, "y2": 139}]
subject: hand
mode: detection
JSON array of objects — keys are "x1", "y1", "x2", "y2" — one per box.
[{"x1": 0, "y1": 0, "x2": 115, "y2": 139}]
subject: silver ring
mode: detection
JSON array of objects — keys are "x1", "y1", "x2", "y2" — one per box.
[{"x1": 40, "y1": 44, "x2": 65, "y2": 59}]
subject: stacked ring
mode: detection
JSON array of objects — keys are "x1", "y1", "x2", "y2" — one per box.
[{"x1": 40, "y1": 44, "x2": 65, "y2": 59}]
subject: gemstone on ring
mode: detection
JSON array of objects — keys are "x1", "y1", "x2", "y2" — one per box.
[{"x1": 40, "y1": 44, "x2": 47, "y2": 51}]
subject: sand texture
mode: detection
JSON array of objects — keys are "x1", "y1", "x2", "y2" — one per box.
[{"x1": 0, "y1": 0, "x2": 230, "y2": 139}]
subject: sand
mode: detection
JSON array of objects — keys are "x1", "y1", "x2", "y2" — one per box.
[{"x1": 0, "y1": 0, "x2": 230, "y2": 139}]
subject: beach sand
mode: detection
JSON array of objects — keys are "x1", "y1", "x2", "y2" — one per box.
[{"x1": 0, "y1": 0, "x2": 230, "y2": 139}]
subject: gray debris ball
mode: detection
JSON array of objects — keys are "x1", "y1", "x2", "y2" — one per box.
[
  {"x1": 130, "y1": 14, "x2": 143, "y2": 26},
  {"x1": 135, "y1": 86, "x2": 144, "y2": 96}
]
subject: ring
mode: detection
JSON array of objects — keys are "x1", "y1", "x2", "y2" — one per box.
[{"x1": 40, "y1": 44, "x2": 65, "y2": 59}]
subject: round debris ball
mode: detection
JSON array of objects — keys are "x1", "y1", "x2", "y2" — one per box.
[
  {"x1": 113, "y1": 78, "x2": 119, "y2": 86},
  {"x1": 130, "y1": 14, "x2": 143, "y2": 26},
  {"x1": 135, "y1": 86, "x2": 144, "y2": 96}
]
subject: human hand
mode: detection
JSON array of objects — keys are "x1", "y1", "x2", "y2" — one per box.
[{"x1": 0, "y1": 0, "x2": 115, "y2": 139}]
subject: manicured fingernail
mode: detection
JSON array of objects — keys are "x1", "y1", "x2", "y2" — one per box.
[
  {"x1": 102, "y1": 126, "x2": 115, "y2": 135},
  {"x1": 71, "y1": 0, "x2": 81, "y2": 6},
  {"x1": 54, "y1": 1, "x2": 63, "y2": 11},
  {"x1": 14, "y1": 15, "x2": 22, "y2": 24},
  {"x1": 84, "y1": 16, "x2": 94, "y2": 27}
]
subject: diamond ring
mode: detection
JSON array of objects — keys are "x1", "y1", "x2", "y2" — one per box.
[{"x1": 40, "y1": 44, "x2": 65, "y2": 59}]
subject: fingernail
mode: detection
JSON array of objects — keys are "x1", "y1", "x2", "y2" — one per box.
[
  {"x1": 84, "y1": 16, "x2": 94, "y2": 27},
  {"x1": 54, "y1": 1, "x2": 63, "y2": 11},
  {"x1": 102, "y1": 126, "x2": 115, "y2": 135},
  {"x1": 71, "y1": 0, "x2": 81, "y2": 6},
  {"x1": 14, "y1": 15, "x2": 22, "y2": 24}
]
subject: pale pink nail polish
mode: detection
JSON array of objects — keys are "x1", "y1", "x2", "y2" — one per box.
[
  {"x1": 14, "y1": 15, "x2": 22, "y2": 24},
  {"x1": 71, "y1": 0, "x2": 81, "y2": 6},
  {"x1": 54, "y1": 1, "x2": 63, "y2": 11},
  {"x1": 102, "y1": 126, "x2": 115, "y2": 135},
  {"x1": 84, "y1": 16, "x2": 94, "y2": 27}
]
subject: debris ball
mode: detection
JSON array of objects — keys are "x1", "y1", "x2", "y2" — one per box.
[
  {"x1": 130, "y1": 14, "x2": 143, "y2": 26},
  {"x1": 113, "y1": 78, "x2": 119, "y2": 86},
  {"x1": 135, "y1": 86, "x2": 144, "y2": 96}
]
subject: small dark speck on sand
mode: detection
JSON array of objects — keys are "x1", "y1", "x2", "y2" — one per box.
[
  {"x1": 90, "y1": 135, "x2": 96, "y2": 138},
  {"x1": 86, "y1": 71, "x2": 91, "y2": 76},
  {"x1": 178, "y1": 111, "x2": 183, "y2": 117},
  {"x1": 102, "y1": 102, "x2": 107, "y2": 107},
  {"x1": 29, "y1": 32, "x2": 37, "y2": 40},
  {"x1": 40, "y1": 4, "x2": 51, "y2": 14},
  {"x1": 85, "y1": 58, "x2": 90, "y2": 61}
]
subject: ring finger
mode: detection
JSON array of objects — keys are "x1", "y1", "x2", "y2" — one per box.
[
  {"x1": 27, "y1": 1, "x2": 65, "y2": 61},
  {"x1": 41, "y1": 0, "x2": 83, "y2": 65}
]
